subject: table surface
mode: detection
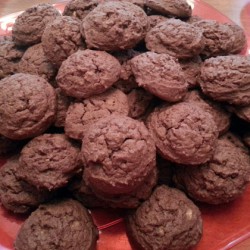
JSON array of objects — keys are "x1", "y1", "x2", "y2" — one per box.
[{"x1": 0, "y1": 0, "x2": 249, "y2": 250}]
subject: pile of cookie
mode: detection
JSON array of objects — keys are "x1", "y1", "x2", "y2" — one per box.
[{"x1": 0, "y1": 0, "x2": 249, "y2": 249}]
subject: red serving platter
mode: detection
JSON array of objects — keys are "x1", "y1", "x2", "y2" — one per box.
[{"x1": 0, "y1": 1, "x2": 250, "y2": 250}]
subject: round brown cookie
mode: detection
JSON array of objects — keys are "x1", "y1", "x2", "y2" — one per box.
[
  {"x1": 184, "y1": 90, "x2": 231, "y2": 135},
  {"x1": 65, "y1": 88, "x2": 129, "y2": 140},
  {"x1": 56, "y1": 49, "x2": 121, "y2": 99},
  {"x1": 100, "y1": 0, "x2": 145, "y2": 8},
  {"x1": 126, "y1": 185, "x2": 202, "y2": 250},
  {"x1": 54, "y1": 88, "x2": 72, "y2": 128},
  {"x1": 18, "y1": 134, "x2": 80, "y2": 191},
  {"x1": 174, "y1": 134, "x2": 250, "y2": 204},
  {"x1": 147, "y1": 102, "x2": 218, "y2": 165},
  {"x1": 225, "y1": 23, "x2": 247, "y2": 54},
  {"x1": 81, "y1": 1, "x2": 148, "y2": 51},
  {"x1": 147, "y1": 15, "x2": 169, "y2": 30},
  {"x1": 130, "y1": 52, "x2": 188, "y2": 102},
  {"x1": 82, "y1": 115, "x2": 156, "y2": 196},
  {"x1": 193, "y1": 20, "x2": 235, "y2": 58},
  {"x1": 0, "y1": 40, "x2": 25, "y2": 79},
  {"x1": 0, "y1": 156, "x2": 51, "y2": 214},
  {"x1": 63, "y1": 0, "x2": 99, "y2": 20},
  {"x1": 42, "y1": 16, "x2": 84, "y2": 68},
  {"x1": 18, "y1": 43, "x2": 57, "y2": 81},
  {"x1": 127, "y1": 88, "x2": 153, "y2": 119},
  {"x1": 0, "y1": 36, "x2": 12, "y2": 42},
  {"x1": 0, "y1": 73, "x2": 56, "y2": 140},
  {"x1": 71, "y1": 167, "x2": 157, "y2": 209},
  {"x1": 145, "y1": 19, "x2": 204, "y2": 59},
  {"x1": 145, "y1": 0, "x2": 192, "y2": 18},
  {"x1": 200, "y1": 55, "x2": 250, "y2": 106},
  {"x1": 12, "y1": 4, "x2": 61, "y2": 46},
  {"x1": 179, "y1": 56, "x2": 202, "y2": 89},
  {"x1": 14, "y1": 199, "x2": 99, "y2": 250},
  {"x1": 243, "y1": 133, "x2": 250, "y2": 148}
]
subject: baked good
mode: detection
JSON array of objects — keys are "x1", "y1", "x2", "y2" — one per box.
[
  {"x1": 0, "y1": 156, "x2": 51, "y2": 214},
  {"x1": 12, "y1": 4, "x2": 61, "y2": 46},
  {"x1": 14, "y1": 199, "x2": 98, "y2": 250},
  {"x1": 18, "y1": 43, "x2": 57, "y2": 81},
  {"x1": 200, "y1": 55, "x2": 250, "y2": 106},
  {"x1": 193, "y1": 20, "x2": 235, "y2": 58},
  {"x1": 56, "y1": 49, "x2": 121, "y2": 99},
  {"x1": 0, "y1": 73, "x2": 56, "y2": 140},
  {"x1": 131, "y1": 52, "x2": 188, "y2": 102},
  {"x1": 174, "y1": 134, "x2": 250, "y2": 204},
  {"x1": 82, "y1": 115, "x2": 156, "y2": 196},
  {"x1": 145, "y1": 19, "x2": 204, "y2": 59},
  {"x1": 184, "y1": 90, "x2": 231, "y2": 135},
  {"x1": 81, "y1": 1, "x2": 148, "y2": 50},
  {"x1": 146, "y1": 102, "x2": 218, "y2": 165},
  {"x1": 100, "y1": 0, "x2": 145, "y2": 9},
  {"x1": 63, "y1": 0, "x2": 99, "y2": 20},
  {"x1": 147, "y1": 15, "x2": 169, "y2": 30},
  {"x1": 126, "y1": 185, "x2": 202, "y2": 250},
  {"x1": 0, "y1": 40, "x2": 25, "y2": 79},
  {"x1": 18, "y1": 134, "x2": 80, "y2": 190},
  {"x1": 42, "y1": 16, "x2": 84, "y2": 67},
  {"x1": 145, "y1": 0, "x2": 192, "y2": 18},
  {"x1": 65, "y1": 88, "x2": 129, "y2": 140}
]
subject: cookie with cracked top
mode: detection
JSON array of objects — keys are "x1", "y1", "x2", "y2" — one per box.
[
  {"x1": 56, "y1": 49, "x2": 121, "y2": 99},
  {"x1": 174, "y1": 133, "x2": 250, "y2": 204},
  {"x1": 14, "y1": 199, "x2": 98, "y2": 250},
  {"x1": 81, "y1": 114, "x2": 156, "y2": 197},
  {"x1": 0, "y1": 73, "x2": 56, "y2": 140},
  {"x1": 126, "y1": 185, "x2": 202, "y2": 250}
]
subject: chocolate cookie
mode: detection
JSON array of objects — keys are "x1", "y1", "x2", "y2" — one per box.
[
  {"x1": 147, "y1": 15, "x2": 169, "y2": 30},
  {"x1": 145, "y1": 0, "x2": 192, "y2": 18},
  {"x1": 18, "y1": 43, "x2": 57, "y2": 81},
  {"x1": 131, "y1": 52, "x2": 188, "y2": 102},
  {"x1": 18, "y1": 134, "x2": 80, "y2": 190},
  {"x1": 193, "y1": 20, "x2": 235, "y2": 58},
  {"x1": 174, "y1": 134, "x2": 250, "y2": 204},
  {"x1": 100, "y1": 0, "x2": 145, "y2": 9},
  {"x1": 179, "y1": 56, "x2": 202, "y2": 89},
  {"x1": 14, "y1": 199, "x2": 98, "y2": 250},
  {"x1": 82, "y1": 115, "x2": 156, "y2": 196},
  {"x1": 56, "y1": 49, "x2": 121, "y2": 99},
  {"x1": 54, "y1": 88, "x2": 72, "y2": 128},
  {"x1": 0, "y1": 156, "x2": 50, "y2": 214},
  {"x1": 200, "y1": 55, "x2": 250, "y2": 106},
  {"x1": 0, "y1": 40, "x2": 25, "y2": 79},
  {"x1": 145, "y1": 19, "x2": 204, "y2": 59},
  {"x1": 81, "y1": 1, "x2": 148, "y2": 51},
  {"x1": 127, "y1": 88, "x2": 153, "y2": 119},
  {"x1": 147, "y1": 102, "x2": 218, "y2": 165},
  {"x1": 65, "y1": 88, "x2": 129, "y2": 140},
  {"x1": 184, "y1": 90, "x2": 231, "y2": 135},
  {"x1": 63, "y1": 0, "x2": 99, "y2": 20},
  {"x1": 42, "y1": 16, "x2": 84, "y2": 68},
  {"x1": 12, "y1": 4, "x2": 61, "y2": 46},
  {"x1": 0, "y1": 73, "x2": 56, "y2": 140},
  {"x1": 126, "y1": 185, "x2": 202, "y2": 250}
]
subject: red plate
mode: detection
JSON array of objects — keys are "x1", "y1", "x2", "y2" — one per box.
[{"x1": 0, "y1": 1, "x2": 250, "y2": 250}]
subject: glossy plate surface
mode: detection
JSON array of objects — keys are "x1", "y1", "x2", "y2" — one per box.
[{"x1": 0, "y1": 1, "x2": 250, "y2": 250}]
